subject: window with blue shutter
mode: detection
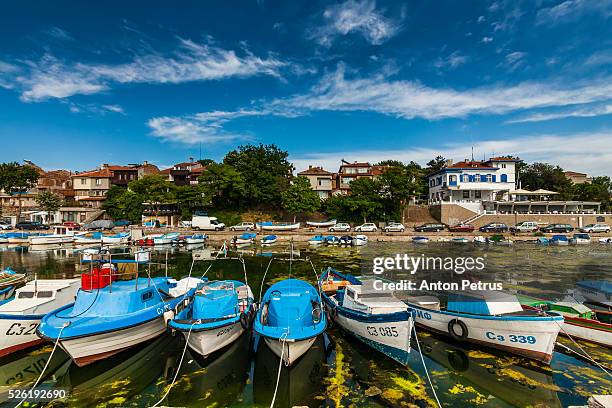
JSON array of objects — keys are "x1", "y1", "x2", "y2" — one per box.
[
  {"x1": 492, "y1": 175, "x2": 496, "y2": 182},
  {"x1": 501, "y1": 174, "x2": 508, "y2": 182}
]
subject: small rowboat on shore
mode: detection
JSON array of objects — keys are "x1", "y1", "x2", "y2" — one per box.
[
  {"x1": 261, "y1": 235, "x2": 278, "y2": 245},
  {"x1": 184, "y1": 234, "x2": 207, "y2": 244},
  {"x1": 308, "y1": 235, "x2": 325, "y2": 245},
  {"x1": 352, "y1": 235, "x2": 368, "y2": 246},
  {"x1": 0, "y1": 268, "x2": 26, "y2": 290},
  {"x1": 258, "y1": 222, "x2": 301, "y2": 231},
  {"x1": 412, "y1": 236, "x2": 429, "y2": 244},
  {"x1": 306, "y1": 219, "x2": 337, "y2": 228}
]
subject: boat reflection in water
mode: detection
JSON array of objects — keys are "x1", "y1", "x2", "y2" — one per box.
[
  {"x1": 254, "y1": 334, "x2": 329, "y2": 408},
  {"x1": 51, "y1": 334, "x2": 180, "y2": 406},
  {"x1": 418, "y1": 333, "x2": 562, "y2": 407},
  {"x1": 0, "y1": 346, "x2": 69, "y2": 404},
  {"x1": 165, "y1": 332, "x2": 251, "y2": 407}
]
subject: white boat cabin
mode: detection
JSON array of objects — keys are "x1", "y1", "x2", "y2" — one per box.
[
  {"x1": 342, "y1": 280, "x2": 407, "y2": 315},
  {"x1": 0, "y1": 279, "x2": 80, "y2": 315},
  {"x1": 52, "y1": 225, "x2": 79, "y2": 236},
  {"x1": 410, "y1": 290, "x2": 526, "y2": 316}
]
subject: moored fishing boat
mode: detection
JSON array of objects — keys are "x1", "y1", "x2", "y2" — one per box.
[
  {"x1": 0, "y1": 286, "x2": 14, "y2": 302},
  {"x1": 407, "y1": 290, "x2": 564, "y2": 363},
  {"x1": 308, "y1": 235, "x2": 325, "y2": 245},
  {"x1": 320, "y1": 269, "x2": 413, "y2": 364},
  {"x1": 452, "y1": 237, "x2": 470, "y2": 244},
  {"x1": 153, "y1": 232, "x2": 180, "y2": 245},
  {"x1": 0, "y1": 234, "x2": 8, "y2": 244},
  {"x1": 0, "y1": 278, "x2": 80, "y2": 357},
  {"x1": 254, "y1": 279, "x2": 326, "y2": 365},
  {"x1": 339, "y1": 235, "x2": 353, "y2": 245},
  {"x1": 569, "y1": 233, "x2": 591, "y2": 245},
  {"x1": 261, "y1": 235, "x2": 278, "y2": 245},
  {"x1": 412, "y1": 236, "x2": 430, "y2": 244},
  {"x1": 169, "y1": 280, "x2": 255, "y2": 358},
  {"x1": 598, "y1": 237, "x2": 612, "y2": 244},
  {"x1": 233, "y1": 233, "x2": 256, "y2": 245},
  {"x1": 184, "y1": 234, "x2": 207, "y2": 244},
  {"x1": 352, "y1": 234, "x2": 368, "y2": 246},
  {"x1": 135, "y1": 233, "x2": 162, "y2": 246},
  {"x1": 536, "y1": 237, "x2": 549, "y2": 245},
  {"x1": 325, "y1": 235, "x2": 340, "y2": 245},
  {"x1": 29, "y1": 225, "x2": 78, "y2": 245},
  {"x1": 576, "y1": 280, "x2": 611, "y2": 307},
  {"x1": 258, "y1": 222, "x2": 300, "y2": 231},
  {"x1": 306, "y1": 219, "x2": 337, "y2": 228},
  {"x1": 519, "y1": 296, "x2": 612, "y2": 348},
  {"x1": 7, "y1": 232, "x2": 32, "y2": 245},
  {"x1": 101, "y1": 232, "x2": 130, "y2": 245},
  {"x1": 550, "y1": 235, "x2": 569, "y2": 246},
  {"x1": 0, "y1": 268, "x2": 26, "y2": 290},
  {"x1": 473, "y1": 236, "x2": 488, "y2": 244},
  {"x1": 37, "y1": 251, "x2": 199, "y2": 366},
  {"x1": 73, "y1": 232, "x2": 103, "y2": 245}
]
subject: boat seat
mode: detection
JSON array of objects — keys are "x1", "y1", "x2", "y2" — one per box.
[{"x1": 406, "y1": 296, "x2": 441, "y2": 311}]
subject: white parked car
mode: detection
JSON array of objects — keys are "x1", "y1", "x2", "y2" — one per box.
[
  {"x1": 229, "y1": 222, "x2": 256, "y2": 231},
  {"x1": 329, "y1": 223, "x2": 351, "y2": 232},
  {"x1": 384, "y1": 222, "x2": 405, "y2": 232},
  {"x1": 354, "y1": 223, "x2": 378, "y2": 232},
  {"x1": 510, "y1": 221, "x2": 539, "y2": 233},
  {"x1": 580, "y1": 223, "x2": 610, "y2": 233},
  {"x1": 0, "y1": 220, "x2": 12, "y2": 230}
]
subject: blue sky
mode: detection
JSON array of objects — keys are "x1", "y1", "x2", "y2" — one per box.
[{"x1": 0, "y1": 0, "x2": 611, "y2": 174}]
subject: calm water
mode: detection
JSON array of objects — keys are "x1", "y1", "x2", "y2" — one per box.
[{"x1": 0, "y1": 242, "x2": 611, "y2": 408}]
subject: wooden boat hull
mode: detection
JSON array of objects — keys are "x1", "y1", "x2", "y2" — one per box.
[
  {"x1": 101, "y1": 236, "x2": 130, "y2": 244},
  {"x1": 182, "y1": 321, "x2": 245, "y2": 358},
  {"x1": 0, "y1": 316, "x2": 45, "y2": 357},
  {"x1": 410, "y1": 305, "x2": 562, "y2": 363},
  {"x1": 29, "y1": 236, "x2": 73, "y2": 245},
  {"x1": 561, "y1": 317, "x2": 612, "y2": 347},
  {"x1": 57, "y1": 316, "x2": 166, "y2": 367},
  {"x1": 0, "y1": 275, "x2": 26, "y2": 290},
  {"x1": 7, "y1": 238, "x2": 29, "y2": 245},
  {"x1": 306, "y1": 220, "x2": 336, "y2": 227},
  {"x1": 264, "y1": 336, "x2": 316, "y2": 366},
  {"x1": 260, "y1": 223, "x2": 300, "y2": 231}
]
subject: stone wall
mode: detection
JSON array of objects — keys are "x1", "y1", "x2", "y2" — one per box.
[
  {"x1": 429, "y1": 203, "x2": 478, "y2": 225},
  {"x1": 467, "y1": 213, "x2": 610, "y2": 228}
]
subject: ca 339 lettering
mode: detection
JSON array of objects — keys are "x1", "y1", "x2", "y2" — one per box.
[
  {"x1": 486, "y1": 331, "x2": 536, "y2": 344},
  {"x1": 366, "y1": 326, "x2": 399, "y2": 337},
  {"x1": 6, "y1": 322, "x2": 38, "y2": 336}
]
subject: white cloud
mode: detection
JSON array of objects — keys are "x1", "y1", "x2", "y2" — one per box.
[
  {"x1": 101, "y1": 104, "x2": 125, "y2": 115},
  {"x1": 434, "y1": 51, "x2": 469, "y2": 70},
  {"x1": 271, "y1": 65, "x2": 612, "y2": 120},
  {"x1": 308, "y1": 0, "x2": 401, "y2": 46},
  {"x1": 536, "y1": 0, "x2": 612, "y2": 26},
  {"x1": 291, "y1": 131, "x2": 612, "y2": 175},
  {"x1": 10, "y1": 39, "x2": 287, "y2": 101},
  {"x1": 481, "y1": 36, "x2": 493, "y2": 43},
  {"x1": 506, "y1": 104, "x2": 612, "y2": 123}
]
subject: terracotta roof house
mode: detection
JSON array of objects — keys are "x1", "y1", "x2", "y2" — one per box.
[
  {"x1": 161, "y1": 161, "x2": 206, "y2": 186},
  {"x1": 336, "y1": 161, "x2": 374, "y2": 195},
  {"x1": 298, "y1": 166, "x2": 334, "y2": 199},
  {"x1": 564, "y1": 171, "x2": 591, "y2": 184}
]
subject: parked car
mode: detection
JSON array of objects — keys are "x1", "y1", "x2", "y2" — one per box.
[
  {"x1": 354, "y1": 223, "x2": 378, "y2": 232},
  {"x1": 479, "y1": 223, "x2": 508, "y2": 233},
  {"x1": 329, "y1": 223, "x2": 351, "y2": 232},
  {"x1": 540, "y1": 224, "x2": 574, "y2": 233},
  {"x1": 62, "y1": 221, "x2": 81, "y2": 230},
  {"x1": 0, "y1": 220, "x2": 12, "y2": 230},
  {"x1": 414, "y1": 223, "x2": 446, "y2": 232},
  {"x1": 14, "y1": 221, "x2": 50, "y2": 230},
  {"x1": 509, "y1": 221, "x2": 539, "y2": 233},
  {"x1": 447, "y1": 223, "x2": 475, "y2": 232},
  {"x1": 580, "y1": 223, "x2": 610, "y2": 233},
  {"x1": 229, "y1": 222, "x2": 256, "y2": 231},
  {"x1": 384, "y1": 222, "x2": 405, "y2": 232}
]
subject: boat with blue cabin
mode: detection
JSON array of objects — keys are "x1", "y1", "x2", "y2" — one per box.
[
  {"x1": 37, "y1": 250, "x2": 200, "y2": 366},
  {"x1": 153, "y1": 232, "x2": 180, "y2": 245},
  {"x1": 412, "y1": 236, "x2": 430, "y2": 244},
  {"x1": 320, "y1": 269, "x2": 413, "y2": 365},
  {"x1": 308, "y1": 235, "x2": 325, "y2": 245},
  {"x1": 550, "y1": 235, "x2": 569, "y2": 246},
  {"x1": 254, "y1": 279, "x2": 326, "y2": 365},
  {"x1": 169, "y1": 280, "x2": 255, "y2": 358},
  {"x1": 101, "y1": 232, "x2": 131, "y2": 245},
  {"x1": 569, "y1": 233, "x2": 591, "y2": 245},
  {"x1": 407, "y1": 290, "x2": 564, "y2": 363},
  {"x1": 261, "y1": 235, "x2": 278, "y2": 245},
  {"x1": 184, "y1": 234, "x2": 207, "y2": 244},
  {"x1": 325, "y1": 235, "x2": 340, "y2": 245},
  {"x1": 233, "y1": 233, "x2": 257, "y2": 245}
]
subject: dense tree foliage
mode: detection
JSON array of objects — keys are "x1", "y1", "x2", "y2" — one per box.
[
  {"x1": 518, "y1": 162, "x2": 574, "y2": 199},
  {"x1": 35, "y1": 191, "x2": 63, "y2": 216},
  {"x1": 281, "y1": 176, "x2": 321, "y2": 222},
  {"x1": 0, "y1": 162, "x2": 40, "y2": 218},
  {"x1": 198, "y1": 163, "x2": 245, "y2": 208}
]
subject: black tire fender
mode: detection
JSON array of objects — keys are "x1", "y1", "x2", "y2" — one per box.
[{"x1": 448, "y1": 319, "x2": 468, "y2": 341}]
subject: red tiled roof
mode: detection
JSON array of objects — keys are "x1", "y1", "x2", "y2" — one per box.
[
  {"x1": 564, "y1": 171, "x2": 587, "y2": 177},
  {"x1": 160, "y1": 168, "x2": 172, "y2": 174},
  {"x1": 78, "y1": 196, "x2": 106, "y2": 201},
  {"x1": 340, "y1": 162, "x2": 371, "y2": 168},
  {"x1": 71, "y1": 169, "x2": 113, "y2": 178},
  {"x1": 298, "y1": 166, "x2": 333, "y2": 176},
  {"x1": 447, "y1": 161, "x2": 496, "y2": 170},
  {"x1": 104, "y1": 165, "x2": 136, "y2": 171},
  {"x1": 487, "y1": 156, "x2": 519, "y2": 162}
]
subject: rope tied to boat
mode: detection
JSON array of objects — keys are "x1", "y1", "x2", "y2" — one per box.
[
  {"x1": 269, "y1": 331, "x2": 289, "y2": 408},
  {"x1": 151, "y1": 320, "x2": 197, "y2": 407},
  {"x1": 258, "y1": 256, "x2": 275, "y2": 304},
  {"x1": 412, "y1": 323, "x2": 442, "y2": 408},
  {"x1": 15, "y1": 322, "x2": 69, "y2": 408}
]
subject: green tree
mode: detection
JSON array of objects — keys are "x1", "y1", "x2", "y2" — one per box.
[
  {"x1": 35, "y1": 191, "x2": 62, "y2": 222},
  {"x1": 198, "y1": 163, "x2": 246, "y2": 208},
  {"x1": 281, "y1": 176, "x2": 320, "y2": 222},
  {"x1": 175, "y1": 185, "x2": 210, "y2": 219},
  {"x1": 128, "y1": 175, "x2": 176, "y2": 216},
  {"x1": 0, "y1": 162, "x2": 40, "y2": 220},
  {"x1": 519, "y1": 163, "x2": 573, "y2": 198},
  {"x1": 377, "y1": 165, "x2": 422, "y2": 219},
  {"x1": 426, "y1": 156, "x2": 447, "y2": 173},
  {"x1": 223, "y1": 144, "x2": 293, "y2": 206},
  {"x1": 102, "y1": 186, "x2": 143, "y2": 223},
  {"x1": 573, "y1": 176, "x2": 612, "y2": 211}
]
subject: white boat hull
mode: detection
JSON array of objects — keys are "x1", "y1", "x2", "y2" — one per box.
[
  {"x1": 101, "y1": 236, "x2": 130, "y2": 244},
  {"x1": 352, "y1": 238, "x2": 367, "y2": 246},
  {"x1": 561, "y1": 321, "x2": 612, "y2": 347},
  {"x1": 334, "y1": 312, "x2": 411, "y2": 363},
  {"x1": 153, "y1": 238, "x2": 174, "y2": 245},
  {"x1": 412, "y1": 308, "x2": 561, "y2": 363},
  {"x1": 184, "y1": 321, "x2": 245, "y2": 357},
  {"x1": 7, "y1": 238, "x2": 28, "y2": 245},
  {"x1": 570, "y1": 239, "x2": 590, "y2": 245},
  {"x1": 74, "y1": 238, "x2": 102, "y2": 245},
  {"x1": 235, "y1": 238, "x2": 254, "y2": 245},
  {"x1": 185, "y1": 237, "x2": 205, "y2": 244},
  {"x1": 59, "y1": 316, "x2": 166, "y2": 366},
  {"x1": 264, "y1": 336, "x2": 316, "y2": 366},
  {"x1": 0, "y1": 317, "x2": 45, "y2": 358},
  {"x1": 260, "y1": 223, "x2": 300, "y2": 231},
  {"x1": 262, "y1": 239, "x2": 277, "y2": 245},
  {"x1": 306, "y1": 221, "x2": 336, "y2": 227}
]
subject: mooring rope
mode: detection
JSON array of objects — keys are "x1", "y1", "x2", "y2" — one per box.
[
  {"x1": 151, "y1": 321, "x2": 197, "y2": 407},
  {"x1": 412, "y1": 323, "x2": 442, "y2": 408},
  {"x1": 258, "y1": 256, "x2": 275, "y2": 304},
  {"x1": 269, "y1": 332, "x2": 288, "y2": 408},
  {"x1": 15, "y1": 323, "x2": 68, "y2": 408}
]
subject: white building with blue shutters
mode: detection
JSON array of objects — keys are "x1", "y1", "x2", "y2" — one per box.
[{"x1": 428, "y1": 157, "x2": 518, "y2": 204}]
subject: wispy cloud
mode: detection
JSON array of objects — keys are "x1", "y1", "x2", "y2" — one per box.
[
  {"x1": 64, "y1": 102, "x2": 126, "y2": 115},
  {"x1": 433, "y1": 51, "x2": 469, "y2": 70},
  {"x1": 6, "y1": 38, "x2": 287, "y2": 102},
  {"x1": 506, "y1": 104, "x2": 612, "y2": 123},
  {"x1": 43, "y1": 26, "x2": 74, "y2": 41},
  {"x1": 536, "y1": 0, "x2": 612, "y2": 26},
  {"x1": 291, "y1": 131, "x2": 612, "y2": 175},
  {"x1": 307, "y1": 0, "x2": 401, "y2": 46}
]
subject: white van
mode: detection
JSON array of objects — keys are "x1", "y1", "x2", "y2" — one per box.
[
  {"x1": 192, "y1": 215, "x2": 225, "y2": 231},
  {"x1": 510, "y1": 221, "x2": 539, "y2": 232}
]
